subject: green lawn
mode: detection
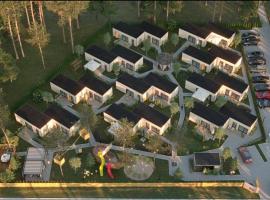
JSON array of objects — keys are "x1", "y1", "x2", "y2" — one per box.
[
  {"x1": 50, "y1": 147, "x2": 174, "y2": 182},
  {"x1": 161, "y1": 37, "x2": 186, "y2": 53},
  {"x1": 165, "y1": 122, "x2": 226, "y2": 155},
  {"x1": 0, "y1": 187, "x2": 259, "y2": 199}
]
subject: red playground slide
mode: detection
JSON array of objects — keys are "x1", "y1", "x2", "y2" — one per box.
[{"x1": 106, "y1": 163, "x2": 114, "y2": 179}]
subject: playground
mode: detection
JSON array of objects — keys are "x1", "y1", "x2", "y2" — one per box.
[{"x1": 49, "y1": 147, "x2": 174, "y2": 182}]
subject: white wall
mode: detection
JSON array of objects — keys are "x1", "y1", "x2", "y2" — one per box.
[
  {"x1": 112, "y1": 28, "x2": 144, "y2": 47},
  {"x1": 185, "y1": 80, "x2": 218, "y2": 102},
  {"x1": 178, "y1": 28, "x2": 207, "y2": 47},
  {"x1": 116, "y1": 81, "x2": 147, "y2": 102},
  {"x1": 181, "y1": 53, "x2": 213, "y2": 72}
]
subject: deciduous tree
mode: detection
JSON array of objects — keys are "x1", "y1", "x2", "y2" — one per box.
[
  {"x1": 215, "y1": 128, "x2": 225, "y2": 144},
  {"x1": 170, "y1": 102, "x2": 179, "y2": 116},
  {"x1": 103, "y1": 32, "x2": 112, "y2": 48},
  {"x1": 78, "y1": 103, "x2": 97, "y2": 130},
  {"x1": 143, "y1": 38, "x2": 151, "y2": 56},
  {"x1": 112, "y1": 63, "x2": 121, "y2": 76},
  {"x1": 0, "y1": 48, "x2": 19, "y2": 83},
  {"x1": 222, "y1": 147, "x2": 232, "y2": 161},
  {"x1": 170, "y1": 33, "x2": 179, "y2": 47},
  {"x1": 0, "y1": 89, "x2": 11, "y2": 147},
  {"x1": 69, "y1": 157, "x2": 81, "y2": 173}
]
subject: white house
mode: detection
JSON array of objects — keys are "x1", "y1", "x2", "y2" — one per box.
[
  {"x1": 79, "y1": 74, "x2": 113, "y2": 104},
  {"x1": 84, "y1": 45, "x2": 118, "y2": 72},
  {"x1": 189, "y1": 102, "x2": 257, "y2": 135},
  {"x1": 44, "y1": 104, "x2": 80, "y2": 137},
  {"x1": 112, "y1": 22, "x2": 145, "y2": 47},
  {"x1": 179, "y1": 23, "x2": 235, "y2": 47},
  {"x1": 14, "y1": 104, "x2": 55, "y2": 137},
  {"x1": 189, "y1": 102, "x2": 229, "y2": 134},
  {"x1": 111, "y1": 45, "x2": 143, "y2": 71},
  {"x1": 182, "y1": 46, "x2": 216, "y2": 72},
  {"x1": 112, "y1": 21, "x2": 168, "y2": 47},
  {"x1": 116, "y1": 72, "x2": 178, "y2": 103},
  {"x1": 50, "y1": 74, "x2": 85, "y2": 104},
  {"x1": 103, "y1": 103, "x2": 171, "y2": 135},
  {"x1": 185, "y1": 72, "x2": 248, "y2": 103},
  {"x1": 208, "y1": 45, "x2": 242, "y2": 74}
]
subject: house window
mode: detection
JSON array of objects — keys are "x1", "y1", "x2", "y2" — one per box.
[
  {"x1": 94, "y1": 94, "x2": 102, "y2": 102},
  {"x1": 126, "y1": 63, "x2": 134, "y2": 71},
  {"x1": 121, "y1": 35, "x2": 128, "y2": 42},
  {"x1": 225, "y1": 89, "x2": 230, "y2": 96},
  {"x1": 200, "y1": 120, "x2": 210, "y2": 130},
  {"x1": 152, "y1": 38, "x2": 159, "y2": 46},
  {"x1": 223, "y1": 64, "x2": 233, "y2": 74},
  {"x1": 151, "y1": 126, "x2": 160, "y2": 134},
  {"x1": 238, "y1": 125, "x2": 248, "y2": 134},
  {"x1": 160, "y1": 93, "x2": 169, "y2": 101},
  {"x1": 192, "y1": 60, "x2": 200, "y2": 69},
  {"x1": 231, "y1": 93, "x2": 240, "y2": 101},
  {"x1": 188, "y1": 35, "x2": 196, "y2": 44},
  {"x1": 231, "y1": 122, "x2": 237, "y2": 129}
]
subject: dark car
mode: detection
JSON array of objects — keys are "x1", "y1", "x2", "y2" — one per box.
[
  {"x1": 254, "y1": 83, "x2": 270, "y2": 91},
  {"x1": 252, "y1": 76, "x2": 270, "y2": 83},
  {"x1": 248, "y1": 58, "x2": 266, "y2": 66},
  {"x1": 242, "y1": 35, "x2": 260, "y2": 41},
  {"x1": 242, "y1": 40, "x2": 259, "y2": 46},
  {"x1": 250, "y1": 68, "x2": 267, "y2": 73},
  {"x1": 248, "y1": 56, "x2": 266, "y2": 63},
  {"x1": 242, "y1": 32, "x2": 260, "y2": 39},
  {"x1": 249, "y1": 65, "x2": 266, "y2": 70},
  {"x1": 252, "y1": 72, "x2": 269, "y2": 77},
  {"x1": 238, "y1": 147, "x2": 252, "y2": 164},
  {"x1": 257, "y1": 99, "x2": 270, "y2": 108},
  {"x1": 247, "y1": 51, "x2": 264, "y2": 58}
]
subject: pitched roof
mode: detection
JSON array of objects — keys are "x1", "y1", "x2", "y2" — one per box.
[
  {"x1": 79, "y1": 74, "x2": 111, "y2": 95},
  {"x1": 182, "y1": 46, "x2": 216, "y2": 65},
  {"x1": 187, "y1": 73, "x2": 220, "y2": 93},
  {"x1": 117, "y1": 73, "x2": 151, "y2": 94},
  {"x1": 140, "y1": 21, "x2": 167, "y2": 38},
  {"x1": 191, "y1": 102, "x2": 228, "y2": 126},
  {"x1": 179, "y1": 23, "x2": 210, "y2": 39},
  {"x1": 208, "y1": 45, "x2": 241, "y2": 64},
  {"x1": 112, "y1": 45, "x2": 142, "y2": 63},
  {"x1": 45, "y1": 105, "x2": 79, "y2": 129},
  {"x1": 104, "y1": 103, "x2": 140, "y2": 124},
  {"x1": 206, "y1": 23, "x2": 235, "y2": 39},
  {"x1": 133, "y1": 103, "x2": 170, "y2": 127},
  {"x1": 15, "y1": 104, "x2": 51, "y2": 129},
  {"x1": 194, "y1": 152, "x2": 221, "y2": 166},
  {"x1": 144, "y1": 73, "x2": 178, "y2": 94},
  {"x1": 50, "y1": 74, "x2": 84, "y2": 96},
  {"x1": 85, "y1": 45, "x2": 117, "y2": 64},
  {"x1": 213, "y1": 71, "x2": 248, "y2": 93},
  {"x1": 113, "y1": 22, "x2": 144, "y2": 38},
  {"x1": 220, "y1": 103, "x2": 257, "y2": 127}
]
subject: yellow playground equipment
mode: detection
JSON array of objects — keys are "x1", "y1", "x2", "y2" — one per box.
[{"x1": 97, "y1": 143, "x2": 112, "y2": 177}]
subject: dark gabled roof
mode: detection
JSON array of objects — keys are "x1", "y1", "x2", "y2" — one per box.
[
  {"x1": 220, "y1": 103, "x2": 257, "y2": 127},
  {"x1": 45, "y1": 105, "x2": 79, "y2": 129},
  {"x1": 187, "y1": 73, "x2": 220, "y2": 93},
  {"x1": 117, "y1": 73, "x2": 151, "y2": 94},
  {"x1": 191, "y1": 102, "x2": 228, "y2": 126},
  {"x1": 143, "y1": 72, "x2": 178, "y2": 94},
  {"x1": 179, "y1": 23, "x2": 210, "y2": 39},
  {"x1": 50, "y1": 74, "x2": 84, "y2": 96},
  {"x1": 206, "y1": 23, "x2": 235, "y2": 39},
  {"x1": 113, "y1": 22, "x2": 144, "y2": 38},
  {"x1": 112, "y1": 45, "x2": 142, "y2": 63},
  {"x1": 133, "y1": 103, "x2": 170, "y2": 127},
  {"x1": 79, "y1": 74, "x2": 111, "y2": 95},
  {"x1": 194, "y1": 152, "x2": 221, "y2": 166},
  {"x1": 140, "y1": 21, "x2": 167, "y2": 38},
  {"x1": 208, "y1": 45, "x2": 241, "y2": 64},
  {"x1": 15, "y1": 104, "x2": 51, "y2": 129},
  {"x1": 85, "y1": 45, "x2": 117, "y2": 64},
  {"x1": 213, "y1": 71, "x2": 248, "y2": 93},
  {"x1": 182, "y1": 46, "x2": 216, "y2": 65},
  {"x1": 104, "y1": 103, "x2": 140, "y2": 124}
]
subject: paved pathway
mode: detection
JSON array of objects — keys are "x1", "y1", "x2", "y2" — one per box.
[{"x1": 172, "y1": 40, "x2": 190, "y2": 60}]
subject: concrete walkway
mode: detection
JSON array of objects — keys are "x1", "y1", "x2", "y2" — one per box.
[{"x1": 172, "y1": 40, "x2": 190, "y2": 60}]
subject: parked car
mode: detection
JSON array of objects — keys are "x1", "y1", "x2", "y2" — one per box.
[
  {"x1": 252, "y1": 72, "x2": 269, "y2": 77},
  {"x1": 242, "y1": 40, "x2": 259, "y2": 46},
  {"x1": 249, "y1": 65, "x2": 266, "y2": 70},
  {"x1": 250, "y1": 68, "x2": 267, "y2": 73},
  {"x1": 256, "y1": 91, "x2": 270, "y2": 100},
  {"x1": 257, "y1": 99, "x2": 270, "y2": 108},
  {"x1": 242, "y1": 31, "x2": 260, "y2": 39},
  {"x1": 248, "y1": 59, "x2": 266, "y2": 66},
  {"x1": 254, "y1": 83, "x2": 270, "y2": 91},
  {"x1": 248, "y1": 56, "x2": 266, "y2": 63},
  {"x1": 238, "y1": 147, "x2": 252, "y2": 164},
  {"x1": 252, "y1": 76, "x2": 270, "y2": 83},
  {"x1": 247, "y1": 51, "x2": 264, "y2": 58},
  {"x1": 242, "y1": 35, "x2": 260, "y2": 41}
]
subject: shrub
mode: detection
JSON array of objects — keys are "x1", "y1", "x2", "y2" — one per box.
[{"x1": 32, "y1": 89, "x2": 43, "y2": 103}]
